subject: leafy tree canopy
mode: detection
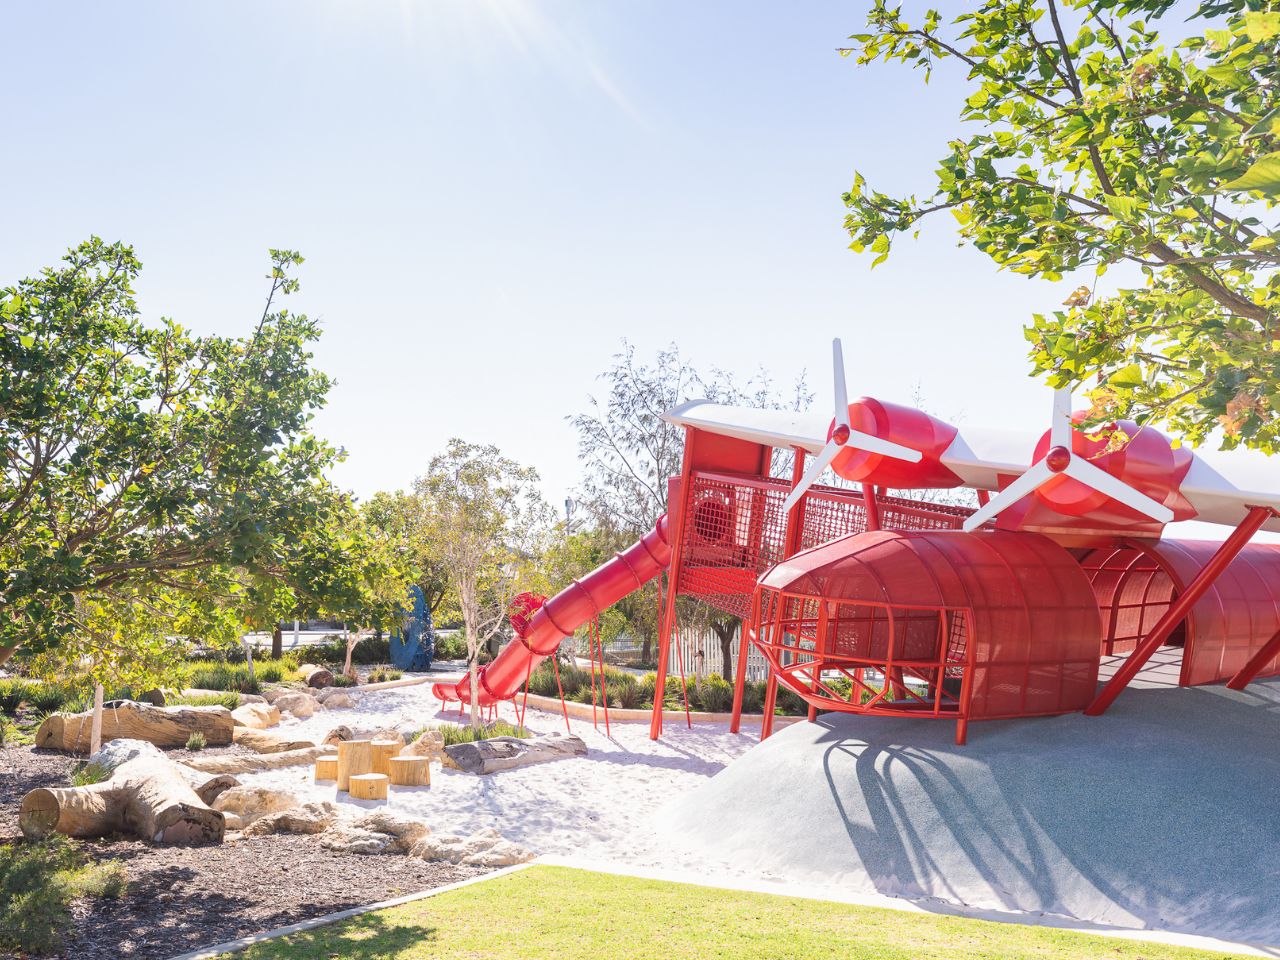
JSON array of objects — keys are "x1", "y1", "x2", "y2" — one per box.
[
  {"x1": 0, "y1": 238, "x2": 337, "y2": 659},
  {"x1": 843, "y1": 0, "x2": 1279, "y2": 448}
]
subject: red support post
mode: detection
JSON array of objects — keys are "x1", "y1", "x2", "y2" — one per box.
[
  {"x1": 1086, "y1": 505, "x2": 1274, "y2": 716},
  {"x1": 1227, "y1": 625, "x2": 1280, "y2": 690},
  {"x1": 862, "y1": 483, "x2": 881, "y2": 532},
  {"x1": 650, "y1": 433, "x2": 696, "y2": 740},
  {"x1": 760, "y1": 671, "x2": 778, "y2": 739}
]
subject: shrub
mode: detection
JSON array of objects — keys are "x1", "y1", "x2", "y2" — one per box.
[
  {"x1": 0, "y1": 680, "x2": 29, "y2": 715},
  {"x1": 367, "y1": 668, "x2": 403, "y2": 684},
  {"x1": 0, "y1": 837, "x2": 126, "y2": 955},
  {"x1": 256, "y1": 662, "x2": 286, "y2": 684},
  {"x1": 172, "y1": 691, "x2": 240, "y2": 710},
  {"x1": 432, "y1": 633, "x2": 467, "y2": 660},
  {"x1": 330, "y1": 674, "x2": 356, "y2": 688},
  {"x1": 610, "y1": 677, "x2": 645, "y2": 710},
  {"x1": 185, "y1": 731, "x2": 207, "y2": 751},
  {"x1": 26, "y1": 684, "x2": 70, "y2": 714},
  {"x1": 695, "y1": 675, "x2": 735, "y2": 714},
  {"x1": 775, "y1": 686, "x2": 808, "y2": 716},
  {"x1": 186, "y1": 663, "x2": 260, "y2": 695}
]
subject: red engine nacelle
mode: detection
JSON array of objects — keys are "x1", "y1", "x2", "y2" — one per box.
[
  {"x1": 831, "y1": 398, "x2": 964, "y2": 489},
  {"x1": 1024, "y1": 418, "x2": 1195, "y2": 524}
]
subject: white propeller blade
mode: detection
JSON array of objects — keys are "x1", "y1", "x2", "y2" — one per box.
[
  {"x1": 781, "y1": 338, "x2": 922, "y2": 515},
  {"x1": 1063, "y1": 458, "x2": 1174, "y2": 522},
  {"x1": 782, "y1": 444, "x2": 842, "y2": 514},
  {"x1": 961, "y1": 462, "x2": 1054, "y2": 532},
  {"x1": 833, "y1": 339, "x2": 850, "y2": 429},
  {"x1": 962, "y1": 385, "x2": 1175, "y2": 532}
]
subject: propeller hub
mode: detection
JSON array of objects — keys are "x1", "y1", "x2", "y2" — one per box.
[
  {"x1": 1045, "y1": 445, "x2": 1071, "y2": 473},
  {"x1": 831, "y1": 423, "x2": 851, "y2": 446}
]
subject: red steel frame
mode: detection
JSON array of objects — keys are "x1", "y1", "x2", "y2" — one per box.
[{"x1": 1086, "y1": 505, "x2": 1277, "y2": 715}]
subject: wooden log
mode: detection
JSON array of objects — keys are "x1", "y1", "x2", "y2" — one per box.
[
  {"x1": 232, "y1": 727, "x2": 316, "y2": 754},
  {"x1": 20, "y1": 739, "x2": 224, "y2": 844},
  {"x1": 388, "y1": 756, "x2": 430, "y2": 787},
  {"x1": 299, "y1": 664, "x2": 334, "y2": 688},
  {"x1": 314, "y1": 756, "x2": 339, "y2": 782},
  {"x1": 336, "y1": 739, "x2": 372, "y2": 791},
  {"x1": 348, "y1": 773, "x2": 389, "y2": 801},
  {"x1": 181, "y1": 745, "x2": 334, "y2": 776},
  {"x1": 370, "y1": 739, "x2": 401, "y2": 776},
  {"x1": 36, "y1": 702, "x2": 234, "y2": 752}
]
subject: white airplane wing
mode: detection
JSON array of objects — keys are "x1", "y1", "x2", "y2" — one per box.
[
  {"x1": 1178, "y1": 446, "x2": 1280, "y2": 532},
  {"x1": 662, "y1": 400, "x2": 832, "y2": 454},
  {"x1": 939, "y1": 426, "x2": 1035, "y2": 491}
]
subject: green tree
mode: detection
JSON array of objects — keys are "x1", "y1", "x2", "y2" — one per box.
[
  {"x1": 416, "y1": 440, "x2": 553, "y2": 727},
  {"x1": 0, "y1": 238, "x2": 336, "y2": 666},
  {"x1": 842, "y1": 0, "x2": 1280, "y2": 448},
  {"x1": 362, "y1": 489, "x2": 457, "y2": 623}
]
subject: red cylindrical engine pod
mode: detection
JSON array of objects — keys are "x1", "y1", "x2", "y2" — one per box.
[
  {"x1": 1029, "y1": 419, "x2": 1194, "y2": 520},
  {"x1": 832, "y1": 398, "x2": 964, "y2": 489}
]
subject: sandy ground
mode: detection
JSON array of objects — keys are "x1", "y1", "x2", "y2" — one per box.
[
  {"x1": 237, "y1": 674, "x2": 1280, "y2": 952},
  {"x1": 238, "y1": 677, "x2": 756, "y2": 872}
]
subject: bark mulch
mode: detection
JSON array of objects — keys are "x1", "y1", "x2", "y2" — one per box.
[{"x1": 1, "y1": 745, "x2": 486, "y2": 960}]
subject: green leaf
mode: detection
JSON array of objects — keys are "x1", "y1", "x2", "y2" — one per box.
[
  {"x1": 1103, "y1": 195, "x2": 1141, "y2": 220},
  {"x1": 18, "y1": 334, "x2": 34, "y2": 348},
  {"x1": 1244, "y1": 11, "x2": 1280, "y2": 41},
  {"x1": 1109, "y1": 364, "x2": 1145, "y2": 389},
  {"x1": 1221, "y1": 153, "x2": 1280, "y2": 196}
]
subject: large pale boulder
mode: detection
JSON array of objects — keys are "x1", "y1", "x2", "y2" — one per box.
[
  {"x1": 443, "y1": 733, "x2": 586, "y2": 775},
  {"x1": 318, "y1": 810, "x2": 430, "y2": 856},
  {"x1": 401, "y1": 728, "x2": 445, "y2": 762},
  {"x1": 317, "y1": 691, "x2": 354, "y2": 710},
  {"x1": 242, "y1": 801, "x2": 338, "y2": 836},
  {"x1": 212, "y1": 786, "x2": 299, "y2": 827},
  {"x1": 273, "y1": 691, "x2": 320, "y2": 719},
  {"x1": 409, "y1": 828, "x2": 532, "y2": 867},
  {"x1": 231, "y1": 703, "x2": 280, "y2": 729},
  {"x1": 322, "y1": 725, "x2": 355, "y2": 746}
]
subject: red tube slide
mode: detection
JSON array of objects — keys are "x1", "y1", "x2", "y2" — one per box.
[{"x1": 433, "y1": 514, "x2": 671, "y2": 706}]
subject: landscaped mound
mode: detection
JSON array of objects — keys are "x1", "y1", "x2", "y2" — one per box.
[{"x1": 663, "y1": 678, "x2": 1280, "y2": 946}]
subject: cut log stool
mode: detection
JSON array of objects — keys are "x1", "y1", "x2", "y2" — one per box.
[
  {"x1": 388, "y1": 756, "x2": 430, "y2": 787},
  {"x1": 370, "y1": 739, "x2": 401, "y2": 776},
  {"x1": 336, "y1": 739, "x2": 372, "y2": 791},
  {"x1": 314, "y1": 756, "x2": 338, "y2": 783},
  {"x1": 349, "y1": 773, "x2": 389, "y2": 801}
]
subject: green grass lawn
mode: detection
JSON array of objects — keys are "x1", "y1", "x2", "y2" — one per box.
[{"x1": 229, "y1": 865, "x2": 1250, "y2": 960}]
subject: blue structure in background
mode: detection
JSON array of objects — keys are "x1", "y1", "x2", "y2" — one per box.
[{"x1": 389, "y1": 585, "x2": 434, "y2": 672}]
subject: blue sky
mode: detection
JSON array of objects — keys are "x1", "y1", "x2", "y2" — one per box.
[{"x1": 2, "y1": 1, "x2": 1088, "y2": 507}]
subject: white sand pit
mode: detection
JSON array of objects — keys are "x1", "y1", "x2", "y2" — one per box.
[
  {"x1": 662, "y1": 677, "x2": 1280, "y2": 947},
  {"x1": 235, "y1": 677, "x2": 755, "y2": 867}
]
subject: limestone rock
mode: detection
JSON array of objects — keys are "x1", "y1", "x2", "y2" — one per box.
[
  {"x1": 273, "y1": 691, "x2": 320, "y2": 719},
  {"x1": 232, "y1": 727, "x2": 316, "y2": 754},
  {"x1": 401, "y1": 728, "x2": 445, "y2": 761},
  {"x1": 212, "y1": 786, "x2": 299, "y2": 827},
  {"x1": 193, "y1": 774, "x2": 240, "y2": 806},
  {"x1": 322, "y1": 725, "x2": 355, "y2": 746},
  {"x1": 409, "y1": 828, "x2": 532, "y2": 867},
  {"x1": 350, "y1": 811, "x2": 431, "y2": 851},
  {"x1": 223, "y1": 812, "x2": 244, "y2": 831},
  {"x1": 238, "y1": 693, "x2": 268, "y2": 705},
  {"x1": 443, "y1": 733, "x2": 586, "y2": 775},
  {"x1": 317, "y1": 692, "x2": 354, "y2": 710},
  {"x1": 321, "y1": 828, "x2": 396, "y2": 855},
  {"x1": 231, "y1": 703, "x2": 280, "y2": 730},
  {"x1": 242, "y1": 801, "x2": 338, "y2": 836}
]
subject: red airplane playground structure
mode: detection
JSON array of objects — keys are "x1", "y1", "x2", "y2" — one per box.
[{"x1": 436, "y1": 341, "x2": 1280, "y2": 744}]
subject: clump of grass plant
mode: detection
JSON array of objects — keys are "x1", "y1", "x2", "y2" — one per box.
[
  {"x1": 367, "y1": 667, "x2": 403, "y2": 684},
  {"x1": 0, "y1": 837, "x2": 126, "y2": 956},
  {"x1": 171, "y1": 691, "x2": 240, "y2": 710},
  {"x1": 68, "y1": 762, "x2": 110, "y2": 787},
  {"x1": 438, "y1": 720, "x2": 531, "y2": 747},
  {"x1": 0, "y1": 679, "x2": 30, "y2": 715},
  {"x1": 185, "y1": 731, "x2": 207, "y2": 751}
]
